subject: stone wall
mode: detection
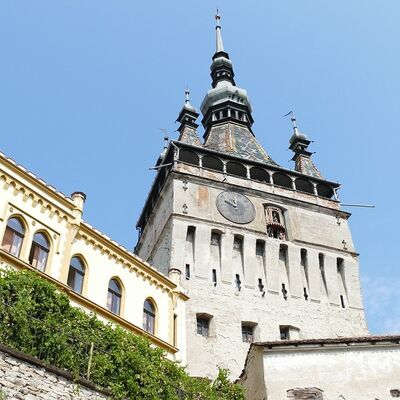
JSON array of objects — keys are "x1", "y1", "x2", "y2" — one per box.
[{"x1": 0, "y1": 343, "x2": 109, "y2": 400}]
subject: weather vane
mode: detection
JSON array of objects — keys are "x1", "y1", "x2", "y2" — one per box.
[
  {"x1": 283, "y1": 110, "x2": 298, "y2": 130},
  {"x1": 215, "y1": 9, "x2": 221, "y2": 27}
]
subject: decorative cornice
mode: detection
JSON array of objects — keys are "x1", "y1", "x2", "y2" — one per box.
[
  {"x1": 0, "y1": 169, "x2": 74, "y2": 222},
  {"x1": 79, "y1": 223, "x2": 189, "y2": 301},
  {"x1": 0, "y1": 151, "x2": 75, "y2": 211}
]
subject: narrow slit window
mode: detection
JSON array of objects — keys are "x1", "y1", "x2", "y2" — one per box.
[
  {"x1": 235, "y1": 274, "x2": 241, "y2": 291},
  {"x1": 185, "y1": 264, "x2": 190, "y2": 280},
  {"x1": 173, "y1": 314, "x2": 178, "y2": 347},
  {"x1": 319, "y1": 253, "x2": 329, "y2": 296},
  {"x1": 212, "y1": 269, "x2": 217, "y2": 286},
  {"x1": 281, "y1": 283, "x2": 288, "y2": 300},
  {"x1": 340, "y1": 294, "x2": 345, "y2": 309},
  {"x1": 258, "y1": 278, "x2": 264, "y2": 292}
]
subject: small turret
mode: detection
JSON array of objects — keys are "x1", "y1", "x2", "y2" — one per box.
[
  {"x1": 288, "y1": 112, "x2": 323, "y2": 179},
  {"x1": 176, "y1": 89, "x2": 202, "y2": 146}
]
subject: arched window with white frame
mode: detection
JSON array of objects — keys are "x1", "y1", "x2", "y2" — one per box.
[
  {"x1": 1, "y1": 217, "x2": 25, "y2": 257},
  {"x1": 67, "y1": 256, "x2": 86, "y2": 294},
  {"x1": 107, "y1": 278, "x2": 122, "y2": 315},
  {"x1": 29, "y1": 232, "x2": 50, "y2": 271},
  {"x1": 143, "y1": 299, "x2": 156, "y2": 335}
]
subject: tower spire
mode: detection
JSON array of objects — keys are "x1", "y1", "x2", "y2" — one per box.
[
  {"x1": 215, "y1": 9, "x2": 224, "y2": 53},
  {"x1": 198, "y1": 12, "x2": 276, "y2": 164}
]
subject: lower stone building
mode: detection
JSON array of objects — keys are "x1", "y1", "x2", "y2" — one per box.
[{"x1": 239, "y1": 336, "x2": 400, "y2": 399}]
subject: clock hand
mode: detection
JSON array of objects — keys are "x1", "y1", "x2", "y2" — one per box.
[{"x1": 225, "y1": 199, "x2": 238, "y2": 210}]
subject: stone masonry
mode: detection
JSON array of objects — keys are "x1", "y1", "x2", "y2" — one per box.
[{"x1": 0, "y1": 344, "x2": 108, "y2": 400}]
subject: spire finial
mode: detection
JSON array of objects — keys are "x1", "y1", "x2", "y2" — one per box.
[
  {"x1": 215, "y1": 9, "x2": 224, "y2": 53},
  {"x1": 215, "y1": 9, "x2": 221, "y2": 27},
  {"x1": 284, "y1": 111, "x2": 300, "y2": 136},
  {"x1": 185, "y1": 87, "x2": 190, "y2": 104}
]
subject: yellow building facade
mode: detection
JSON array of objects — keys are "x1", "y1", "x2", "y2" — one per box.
[{"x1": 0, "y1": 150, "x2": 188, "y2": 361}]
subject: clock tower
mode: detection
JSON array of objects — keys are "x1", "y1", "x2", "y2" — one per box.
[{"x1": 135, "y1": 13, "x2": 368, "y2": 378}]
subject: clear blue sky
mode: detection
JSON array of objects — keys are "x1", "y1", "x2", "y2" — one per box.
[{"x1": 0, "y1": 1, "x2": 399, "y2": 334}]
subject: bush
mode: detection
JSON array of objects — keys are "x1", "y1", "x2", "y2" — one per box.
[{"x1": 0, "y1": 269, "x2": 244, "y2": 399}]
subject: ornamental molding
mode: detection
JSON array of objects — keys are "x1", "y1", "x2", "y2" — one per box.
[
  {"x1": 0, "y1": 169, "x2": 74, "y2": 222},
  {"x1": 77, "y1": 224, "x2": 188, "y2": 300}
]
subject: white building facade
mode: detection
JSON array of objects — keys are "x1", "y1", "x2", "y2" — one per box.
[
  {"x1": 239, "y1": 336, "x2": 400, "y2": 399},
  {"x1": 135, "y1": 15, "x2": 368, "y2": 378}
]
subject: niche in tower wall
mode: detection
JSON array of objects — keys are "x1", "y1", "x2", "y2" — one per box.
[{"x1": 265, "y1": 206, "x2": 286, "y2": 240}]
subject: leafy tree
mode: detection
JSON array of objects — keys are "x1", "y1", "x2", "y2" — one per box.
[{"x1": 0, "y1": 269, "x2": 245, "y2": 399}]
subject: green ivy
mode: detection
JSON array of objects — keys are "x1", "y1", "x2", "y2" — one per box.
[{"x1": 0, "y1": 269, "x2": 245, "y2": 400}]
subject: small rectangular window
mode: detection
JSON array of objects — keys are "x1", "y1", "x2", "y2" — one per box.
[
  {"x1": 212, "y1": 269, "x2": 217, "y2": 286},
  {"x1": 173, "y1": 314, "x2": 178, "y2": 347},
  {"x1": 196, "y1": 315, "x2": 211, "y2": 337},
  {"x1": 340, "y1": 294, "x2": 345, "y2": 308},
  {"x1": 241, "y1": 323, "x2": 255, "y2": 343},
  {"x1": 280, "y1": 326, "x2": 290, "y2": 340},
  {"x1": 300, "y1": 248, "x2": 307, "y2": 267},
  {"x1": 185, "y1": 264, "x2": 190, "y2": 280},
  {"x1": 281, "y1": 283, "x2": 288, "y2": 300},
  {"x1": 337, "y1": 257, "x2": 344, "y2": 273},
  {"x1": 235, "y1": 274, "x2": 241, "y2": 290},
  {"x1": 233, "y1": 236, "x2": 243, "y2": 251},
  {"x1": 255, "y1": 240, "x2": 265, "y2": 256},
  {"x1": 210, "y1": 232, "x2": 221, "y2": 246}
]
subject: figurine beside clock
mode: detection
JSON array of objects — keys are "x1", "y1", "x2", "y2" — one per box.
[{"x1": 216, "y1": 190, "x2": 255, "y2": 224}]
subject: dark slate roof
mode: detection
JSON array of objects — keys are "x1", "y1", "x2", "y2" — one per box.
[
  {"x1": 204, "y1": 122, "x2": 277, "y2": 165},
  {"x1": 295, "y1": 155, "x2": 324, "y2": 179},
  {"x1": 178, "y1": 126, "x2": 202, "y2": 147}
]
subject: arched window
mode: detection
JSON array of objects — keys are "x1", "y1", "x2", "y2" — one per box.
[
  {"x1": 202, "y1": 156, "x2": 223, "y2": 172},
  {"x1": 226, "y1": 162, "x2": 247, "y2": 178},
  {"x1": 107, "y1": 278, "x2": 122, "y2": 315},
  {"x1": 1, "y1": 217, "x2": 25, "y2": 257},
  {"x1": 273, "y1": 173, "x2": 292, "y2": 189},
  {"x1": 29, "y1": 232, "x2": 50, "y2": 271},
  {"x1": 317, "y1": 184, "x2": 334, "y2": 199},
  {"x1": 295, "y1": 178, "x2": 314, "y2": 194},
  {"x1": 250, "y1": 167, "x2": 270, "y2": 183},
  {"x1": 143, "y1": 299, "x2": 156, "y2": 334},
  {"x1": 67, "y1": 256, "x2": 85, "y2": 294},
  {"x1": 178, "y1": 150, "x2": 199, "y2": 166}
]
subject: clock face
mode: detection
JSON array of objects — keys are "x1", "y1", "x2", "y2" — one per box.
[{"x1": 216, "y1": 191, "x2": 255, "y2": 224}]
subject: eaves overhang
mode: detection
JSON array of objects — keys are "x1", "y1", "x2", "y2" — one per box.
[{"x1": 174, "y1": 140, "x2": 341, "y2": 189}]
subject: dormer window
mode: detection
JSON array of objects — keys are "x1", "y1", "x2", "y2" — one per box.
[{"x1": 265, "y1": 206, "x2": 286, "y2": 240}]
